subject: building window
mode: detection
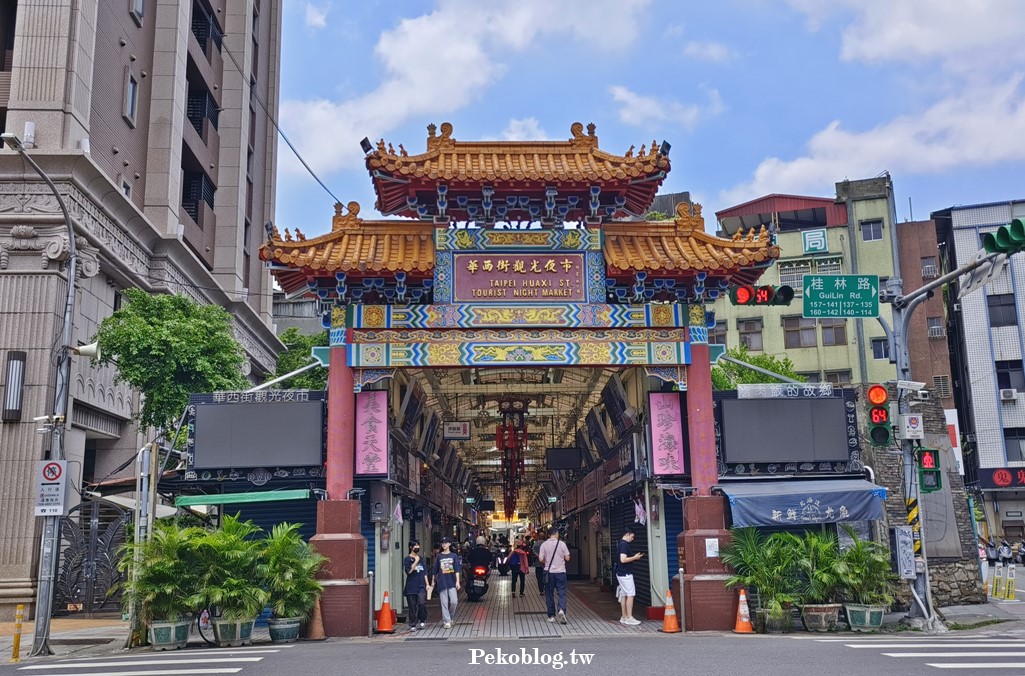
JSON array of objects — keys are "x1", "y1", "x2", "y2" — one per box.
[
  {"x1": 738, "y1": 319, "x2": 763, "y2": 352},
  {"x1": 124, "y1": 72, "x2": 139, "y2": 126},
  {"x1": 921, "y1": 256, "x2": 938, "y2": 279},
  {"x1": 871, "y1": 338, "x2": 890, "y2": 360},
  {"x1": 988, "y1": 293, "x2": 1018, "y2": 327},
  {"x1": 1006, "y1": 429, "x2": 1025, "y2": 463},
  {"x1": 820, "y1": 318, "x2": 848, "y2": 346},
  {"x1": 927, "y1": 316, "x2": 944, "y2": 339},
  {"x1": 709, "y1": 321, "x2": 727, "y2": 345},
  {"x1": 129, "y1": 0, "x2": 144, "y2": 25},
  {"x1": 815, "y1": 256, "x2": 843, "y2": 276},
  {"x1": 778, "y1": 260, "x2": 811, "y2": 289},
  {"x1": 783, "y1": 317, "x2": 816, "y2": 349},
  {"x1": 933, "y1": 375, "x2": 952, "y2": 399},
  {"x1": 121, "y1": 178, "x2": 132, "y2": 198},
  {"x1": 191, "y1": 0, "x2": 223, "y2": 54},
  {"x1": 861, "y1": 219, "x2": 883, "y2": 242},
  {"x1": 997, "y1": 360, "x2": 1025, "y2": 392},
  {"x1": 824, "y1": 370, "x2": 852, "y2": 386}
]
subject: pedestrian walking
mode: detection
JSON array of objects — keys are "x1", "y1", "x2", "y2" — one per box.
[
  {"x1": 403, "y1": 541, "x2": 428, "y2": 631},
  {"x1": 510, "y1": 539, "x2": 530, "y2": 597},
  {"x1": 616, "y1": 528, "x2": 645, "y2": 625},
  {"x1": 532, "y1": 536, "x2": 545, "y2": 595},
  {"x1": 538, "y1": 529, "x2": 570, "y2": 624},
  {"x1": 432, "y1": 535, "x2": 461, "y2": 629}
]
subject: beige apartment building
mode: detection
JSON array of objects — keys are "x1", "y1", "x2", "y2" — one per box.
[{"x1": 0, "y1": 0, "x2": 282, "y2": 619}]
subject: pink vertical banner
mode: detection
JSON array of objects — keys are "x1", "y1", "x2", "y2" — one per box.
[
  {"x1": 649, "y1": 392, "x2": 686, "y2": 475},
  {"x1": 355, "y1": 390, "x2": 389, "y2": 476}
]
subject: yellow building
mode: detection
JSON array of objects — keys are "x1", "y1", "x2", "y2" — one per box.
[{"x1": 710, "y1": 178, "x2": 899, "y2": 386}]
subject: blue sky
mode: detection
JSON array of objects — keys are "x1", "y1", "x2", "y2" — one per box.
[{"x1": 276, "y1": 0, "x2": 1025, "y2": 237}]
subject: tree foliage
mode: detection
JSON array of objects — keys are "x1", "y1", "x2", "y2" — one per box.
[
  {"x1": 269, "y1": 327, "x2": 328, "y2": 390},
  {"x1": 645, "y1": 210, "x2": 671, "y2": 221},
  {"x1": 93, "y1": 289, "x2": 248, "y2": 433},
  {"x1": 711, "y1": 345, "x2": 805, "y2": 390}
]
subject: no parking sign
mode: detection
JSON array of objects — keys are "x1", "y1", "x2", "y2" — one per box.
[{"x1": 34, "y1": 460, "x2": 67, "y2": 516}]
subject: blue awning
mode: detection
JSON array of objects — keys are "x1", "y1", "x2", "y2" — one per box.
[{"x1": 720, "y1": 479, "x2": 887, "y2": 528}]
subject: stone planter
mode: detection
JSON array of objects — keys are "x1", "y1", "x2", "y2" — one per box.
[
  {"x1": 764, "y1": 611, "x2": 793, "y2": 634},
  {"x1": 801, "y1": 603, "x2": 842, "y2": 632},
  {"x1": 212, "y1": 618, "x2": 256, "y2": 647},
  {"x1": 267, "y1": 617, "x2": 301, "y2": 643},
  {"x1": 845, "y1": 604, "x2": 885, "y2": 632},
  {"x1": 148, "y1": 619, "x2": 191, "y2": 650}
]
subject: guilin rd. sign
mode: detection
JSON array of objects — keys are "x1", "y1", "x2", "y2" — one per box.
[{"x1": 803, "y1": 274, "x2": 879, "y2": 319}]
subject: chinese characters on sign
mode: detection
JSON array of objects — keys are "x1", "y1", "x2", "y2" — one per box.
[
  {"x1": 770, "y1": 497, "x2": 850, "y2": 524},
  {"x1": 648, "y1": 392, "x2": 686, "y2": 476},
  {"x1": 211, "y1": 389, "x2": 311, "y2": 403},
  {"x1": 35, "y1": 460, "x2": 67, "y2": 516},
  {"x1": 981, "y1": 467, "x2": 1025, "y2": 489},
  {"x1": 355, "y1": 390, "x2": 389, "y2": 476},
  {"x1": 802, "y1": 274, "x2": 880, "y2": 319},
  {"x1": 453, "y1": 252, "x2": 585, "y2": 301},
  {"x1": 736, "y1": 383, "x2": 835, "y2": 399}
]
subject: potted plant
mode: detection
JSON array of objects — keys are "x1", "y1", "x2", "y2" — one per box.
[
  {"x1": 721, "y1": 528, "x2": 801, "y2": 633},
  {"x1": 260, "y1": 523, "x2": 327, "y2": 643},
  {"x1": 190, "y1": 514, "x2": 270, "y2": 647},
  {"x1": 796, "y1": 531, "x2": 847, "y2": 632},
  {"x1": 838, "y1": 526, "x2": 897, "y2": 632},
  {"x1": 119, "y1": 521, "x2": 203, "y2": 650}
]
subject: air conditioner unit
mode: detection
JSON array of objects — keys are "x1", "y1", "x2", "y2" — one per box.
[
  {"x1": 914, "y1": 390, "x2": 930, "y2": 401},
  {"x1": 1001, "y1": 389, "x2": 1018, "y2": 402},
  {"x1": 952, "y1": 303, "x2": 961, "y2": 312}
]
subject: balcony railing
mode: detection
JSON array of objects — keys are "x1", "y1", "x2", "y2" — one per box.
[
  {"x1": 921, "y1": 264, "x2": 938, "y2": 279},
  {"x1": 928, "y1": 326, "x2": 945, "y2": 339}
]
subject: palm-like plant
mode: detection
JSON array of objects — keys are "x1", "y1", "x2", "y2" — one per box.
[
  {"x1": 796, "y1": 531, "x2": 848, "y2": 604},
  {"x1": 721, "y1": 528, "x2": 803, "y2": 621},
  {"x1": 838, "y1": 525, "x2": 896, "y2": 606},
  {"x1": 260, "y1": 523, "x2": 327, "y2": 620},
  {"x1": 119, "y1": 521, "x2": 203, "y2": 623},
  {"x1": 189, "y1": 514, "x2": 269, "y2": 621},
  {"x1": 720, "y1": 527, "x2": 764, "y2": 592}
]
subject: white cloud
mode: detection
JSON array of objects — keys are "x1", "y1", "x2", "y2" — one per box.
[
  {"x1": 500, "y1": 118, "x2": 550, "y2": 141},
  {"x1": 720, "y1": 77, "x2": 1025, "y2": 207},
  {"x1": 280, "y1": 0, "x2": 651, "y2": 177},
  {"x1": 784, "y1": 0, "x2": 1025, "y2": 74},
  {"x1": 609, "y1": 86, "x2": 724, "y2": 130},
  {"x1": 304, "y1": 3, "x2": 329, "y2": 29},
  {"x1": 682, "y1": 41, "x2": 736, "y2": 64}
]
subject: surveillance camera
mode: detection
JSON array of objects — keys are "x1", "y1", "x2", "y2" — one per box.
[{"x1": 33, "y1": 415, "x2": 51, "y2": 423}]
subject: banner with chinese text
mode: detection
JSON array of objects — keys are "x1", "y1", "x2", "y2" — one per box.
[
  {"x1": 355, "y1": 390, "x2": 389, "y2": 477},
  {"x1": 648, "y1": 392, "x2": 686, "y2": 476}
]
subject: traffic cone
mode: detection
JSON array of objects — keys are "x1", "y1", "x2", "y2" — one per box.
[
  {"x1": 375, "y1": 591, "x2": 395, "y2": 634},
  {"x1": 306, "y1": 596, "x2": 326, "y2": 641},
  {"x1": 733, "y1": 589, "x2": 754, "y2": 634},
  {"x1": 659, "y1": 588, "x2": 681, "y2": 633}
]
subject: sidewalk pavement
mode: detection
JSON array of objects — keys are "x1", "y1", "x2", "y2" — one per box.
[{"x1": 0, "y1": 617, "x2": 129, "y2": 660}]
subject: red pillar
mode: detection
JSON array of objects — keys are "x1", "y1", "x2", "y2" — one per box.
[
  {"x1": 686, "y1": 342, "x2": 717, "y2": 495},
  {"x1": 326, "y1": 345, "x2": 355, "y2": 499}
]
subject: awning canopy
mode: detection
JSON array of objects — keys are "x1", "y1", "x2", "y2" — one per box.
[
  {"x1": 175, "y1": 489, "x2": 311, "y2": 508},
  {"x1": 720, "y1": 479, "x2": 887, "y2": 528}
]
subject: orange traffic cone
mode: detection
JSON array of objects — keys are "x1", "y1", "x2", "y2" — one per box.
[
  {"x1": 306, "y1": 596, "x2": 326, "y2": 640},
  {"x1": 659, "y1": 588, "x2": 681, "y2": 633},
  {"x1": 733, "y1": 589, "x2": 754, "y2": 634},
  {"x1": 375, "y1": 591, "x2": 395, "y2": 634}
]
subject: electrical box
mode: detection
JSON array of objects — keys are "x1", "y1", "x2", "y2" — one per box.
[{"x1": 370, "y1": 482, "x2": 389, "y2": 522}]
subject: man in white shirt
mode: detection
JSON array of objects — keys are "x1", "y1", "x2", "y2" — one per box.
[{"x1": 538, "y1": 528, "x2": 571, "y2": 624}]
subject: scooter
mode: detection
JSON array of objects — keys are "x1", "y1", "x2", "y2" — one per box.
[
  {"x1": 998, "y1": 539, "x2": 1014, "y2": 566},
  {"x1": 1016, "y1": 541, "x2": 1025, "y2": 566},
  {"x1": 496, "y1": 547, "x2": 510, "y2": 576},
  {"x1": 465, "y1": 563, "x2": 490, "y2": 601}
]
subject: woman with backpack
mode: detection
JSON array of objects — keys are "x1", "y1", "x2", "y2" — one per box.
[{"x1": 509, "y1": 539, "x2": 530, "y2": 597}]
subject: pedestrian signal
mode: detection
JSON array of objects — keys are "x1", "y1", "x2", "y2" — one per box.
[{"x1": 918, "y1": 448, "x2": 942, "y2": 493}]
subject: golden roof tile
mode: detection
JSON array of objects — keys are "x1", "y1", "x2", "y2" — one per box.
[{"x1": 368, "y1": 122, "x2": 670, "y2": 183}]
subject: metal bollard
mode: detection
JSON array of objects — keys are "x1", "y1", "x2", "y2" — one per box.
[
  {"x1": 368, "y1": 571, "x2": 374, "y2": 638},
  {"x1": 10, "y1": 603, "x2": 24, "y2": 662}
]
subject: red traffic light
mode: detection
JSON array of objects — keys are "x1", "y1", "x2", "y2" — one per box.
[
  {"x1": 867, "y1": 384, "x2": 888, "y2": 406},
  {"x1": 920, "y1": 450, "x2": 937, "y2": 469},
  {"x1": 732, "y1": 285, "x2": 755, "y2": 305}
]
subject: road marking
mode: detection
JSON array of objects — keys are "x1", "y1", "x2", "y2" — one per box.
[
  {"x1": 927, "y1": 664, "x2": 1025, "y2": 670},
  {"x1": 20, "y1": 658, "x2": 262, "y2": 670},
  {"x1": 55, "y1": 647, "x2": 292, "y2": 662},
  {"x1": 847, "y1": 643, "x2": 1023, "y2": 648},
  {"x1": 884, "y1": 652, "x2": 1025, "y2": 657},
  {"x1": 16, "y1": 670, "x2": 242, "y2": 676},
  {"x1": 805, "y1": 637, "x2": 1025, "y2": 642}
]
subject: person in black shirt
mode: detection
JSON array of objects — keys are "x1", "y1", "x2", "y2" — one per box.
[
  {"x1": 403, "y1": 541, "x2": 428, "y2": 631},
  {"x1": 616, "y1": 529, "x2": 644, "y2": 625},
  {"x1": 466, "y1": 535, "x2": 493, "y2": 569}
]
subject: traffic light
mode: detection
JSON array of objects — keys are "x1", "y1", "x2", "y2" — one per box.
[
  {"x1": 983, "y1": 217, "x2": 1025, "y2": 255},
  {"x1": 729, "y1": 284, "x2": 795, "y2": 306},
  {"x1": 866, "y1": 384, "x2": 892, "y2": 447},
  {"x1": 917, "y1": 448, "x2": 942, "y2": 493}
]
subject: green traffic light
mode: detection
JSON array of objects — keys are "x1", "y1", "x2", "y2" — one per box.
[
  {"x1": 983, "y1": 217, "x2": 1025, "y2": 255},
  {"x1": 771, "y1": 285, "x2": 795, "y2": 306}
]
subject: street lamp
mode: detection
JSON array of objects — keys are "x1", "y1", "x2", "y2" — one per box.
[{"x1": 2, "y1": 132, "x2": 78, "y2": 656}]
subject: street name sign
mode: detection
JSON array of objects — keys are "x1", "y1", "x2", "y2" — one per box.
[
  {"x1": 803, "y1": 274, "x2": 879, "y2": 319},
  {"x1": 34, "y1": 460, "x2": 67, "y2": 516}
]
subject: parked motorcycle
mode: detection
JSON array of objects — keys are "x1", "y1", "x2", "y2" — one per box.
[
  {"x1": 495, "y1": 546, "x2": 511, "y2": 576},
  {"x1": 465, "y1": 563, "x2": 490, "y2": 601},
  {"x1": 999, "y1": 539, "x2": 1014, "y2": 566},
  {"x1": 1016, "y1": 541, "x2": 1025, "y2": 566}
]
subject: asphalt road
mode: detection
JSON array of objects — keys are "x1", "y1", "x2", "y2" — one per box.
[{"x1": 5, "y1": 630, "x2": 1025, "y2": 676}]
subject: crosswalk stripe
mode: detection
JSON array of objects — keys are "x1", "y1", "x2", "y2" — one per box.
[
  {"x1": 805, "y1": 638, "x2": 1025, "y2": 643},
  {"x1": 20, "y1": 658, "x2": 262, "y2": 670},
  {"x1": 927, "y1": 663, "x2": 1025, "y2": 670},
  {"x1": 13, "y1": 670, "x2": 242, "y2": 676},
  {"x1": 56, "y1": 647, "x2": 290, "y2": 662},
  {"x1": 846, "y1": 643, "x2": 1018, "y2": 649},
  {"x1": 883, "y1": 652, "x2": 1025, "y2": 658}
]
